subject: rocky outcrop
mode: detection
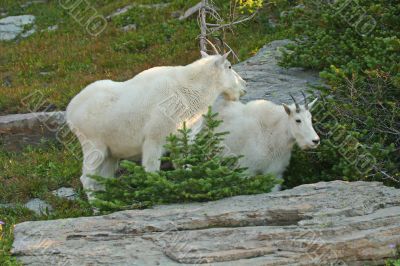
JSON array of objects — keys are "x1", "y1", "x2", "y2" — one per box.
[
  {"x1": 0, "y1": 112, "x2": 64, "y2": 151},
  {"x1": 12, "y1": 181, "x2": 400, "y2": 265},
  {"x1": 235, "y1": 39, "x2": 321, "y2": 104}
]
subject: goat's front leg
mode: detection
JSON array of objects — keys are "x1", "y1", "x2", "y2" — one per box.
[{"x1": 142, "y1": 137, "x2": 164, "y2": 172}]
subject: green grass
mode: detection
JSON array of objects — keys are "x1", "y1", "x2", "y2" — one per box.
[
  {"x1": 0, "y1": 141, "x2": 92, "y2": 265},
  {"x1": 0, "y1": 0, "x2": 291, "y2": 263},
  {"x1": 0, "y1": 0, "x2": 285, "y2": 114}
]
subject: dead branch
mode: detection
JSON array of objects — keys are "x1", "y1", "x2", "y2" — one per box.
[{"x1": 179, "y1": 2, "x2": 203, "y2": 21}]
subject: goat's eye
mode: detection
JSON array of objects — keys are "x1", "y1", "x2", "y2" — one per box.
[
  {"x1": 228, "y1": 65, "x2": 232, "y2": 69},
  {"x1": 296, "y1": 119, "x2": 301, "y2": 123}
]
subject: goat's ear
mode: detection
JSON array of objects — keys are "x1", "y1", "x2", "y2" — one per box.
[
  {"x1": 283, "y1": 103, "x2": 291, "y2": 115},
  {"x1": 308, "y1": 98, "x2": 318, "y2": 109},
  {"x1": 200, "y1": 50, "x2": 209, "y2": 58}
]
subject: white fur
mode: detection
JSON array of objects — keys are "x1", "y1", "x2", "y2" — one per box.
[
  {"x1": 212, "y1": 98, "x2": 319, "y2": 188},
  {"x1": 66, "y1": 54, "x2": 246, "y2": 194}
]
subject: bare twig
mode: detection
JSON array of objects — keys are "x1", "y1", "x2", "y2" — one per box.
[
  {"x1": 199, "y1": 0, "x2": 207, "y2": 52},
  {"x1": 196, "y1": 0, "x2": 259, "y2": 59}
]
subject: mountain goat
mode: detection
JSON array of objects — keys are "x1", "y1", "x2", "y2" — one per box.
[
  {"x1": 66, "y1": 51, "x2": 247, "y2": 194},
  {"x1": 213, "y1": 92, "x2": 319, "y2": 190}
]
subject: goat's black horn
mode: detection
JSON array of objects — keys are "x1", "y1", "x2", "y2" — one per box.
[
  {"x1": 301, "y1": 91, "x2": 309, "y2": 109},
  {"x1": 289, "y1": 93, "x2": 300, "y2": 113}
]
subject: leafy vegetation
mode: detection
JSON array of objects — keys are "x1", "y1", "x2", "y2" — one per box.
[
  {"x1": 387, "y1": 259, "x2": 400, "y2": 266},
  {"x1": 270, "y1": 0, "x2": 400, "y2": 188},
  {"x1": 91, "y1": 108, "x2": 278, "y2": 213}
]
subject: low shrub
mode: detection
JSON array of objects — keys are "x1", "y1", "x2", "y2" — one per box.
[{"x1": 270, "y1": 0, "x2": 400, "y2": 188}]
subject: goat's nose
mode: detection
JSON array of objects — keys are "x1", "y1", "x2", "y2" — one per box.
[
  {"x1": 240, "y1": 89, "x2": 247, "y2": 96},
  {"x1": 312, "y1": 138, "x2": 320, "y2": 145}
]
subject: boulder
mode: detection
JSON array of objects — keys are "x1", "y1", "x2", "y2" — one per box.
[
  {"x1": 0, "y1": 15, "x2": 35, "y2": 41},
  {"x1": 234, "y1": 39, "x2": 322, "y2": 104},
  {"x1": 24, "y1": 198, "x2": 53, "y2": 215},
  {"x1": 12, "y1": 181, "x2": 400, "y2": 265},
  {"x1": 51, "y1": 187, "x2": 76, "y2": 201}
]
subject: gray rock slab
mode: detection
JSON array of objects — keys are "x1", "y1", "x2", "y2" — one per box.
[
  {"x1": 12, "y1": 181, "x2": 400, "y2": 265},
  {"x1": 235, "y1": 39, "x2": 322, "y2": 104}
]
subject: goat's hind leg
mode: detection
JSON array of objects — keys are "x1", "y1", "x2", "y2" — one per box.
[{"x1": 80, "y1": 142, "x2": 118, "y2": 200}]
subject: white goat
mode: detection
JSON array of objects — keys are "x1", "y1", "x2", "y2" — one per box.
[
  {"x1": 213, "y1": 93, "x2": 319, "y2": 189},
  {"x1": 66, "y1": 51, "x2": 246, "y2": 194}
]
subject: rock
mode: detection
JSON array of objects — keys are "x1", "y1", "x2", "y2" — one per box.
[
  {"x1": 234, "y1": 39, "x2": 322, "y2": 104},
  {"x1": 268, "y1": 18, "x2": 277, "y2": 28},
  {"x1": 121, "y1": 24, "x2": 137, "y2": 32},
  {"x1": 2, "y1": 75, "x2": 12, "y2": 87},
  {"x1": 171, "y1": 11, "x2": 182, "y2": 19},
  {"x1": 39, "y1": 71, "x2": 52, "y2": 75},
  {"x1": 45, "y1": 25, "x2": 58, "y2": 32},
  {"x1": 294, "y1": 4, "x2": 306, "y2": 9},
  {"x1": 0, "y1": 15, "x2": 35, "y2": 41},
  {"x1": 0, "y1": 111, "x2": 65, "y2": 151},
  {"x1": 0, "y1": 15, "x2": 35, "y2": 26},
  {"x1": 51, "y1": 187, "x2": 76, "y2": 200},
  {"x1": 24, "y1": 198, "x2": 52, "y2": 215},
  {"x1": 12, "y1": 181, "x2": 400, "y2": 265},
  {"x1": 107, "y1": 3, "x2": 171, "y2": 20},
  {"x1": 20, "y1": 27, "x2": 35, "y2": 38},
  {"x1": 21, "y1": 0, "x2": 47, "y2": 8},
  {"x1": 0, "y1": 203, "x2": 15, "y2": 208},
  {"x1": 106, "y1": 4, "x2": 133, "y2": 20},
  {"x1": 139, "y1": 3, "x2": 170, "y2": 9}
]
